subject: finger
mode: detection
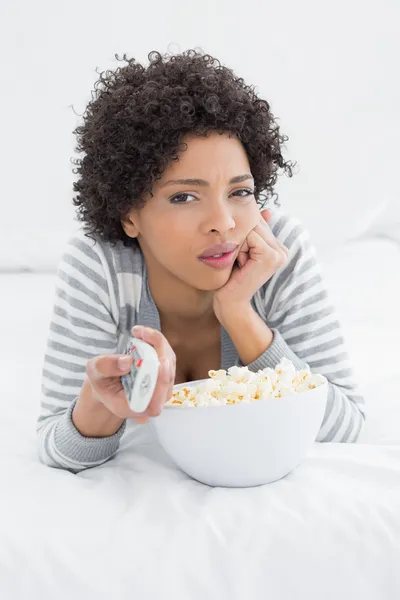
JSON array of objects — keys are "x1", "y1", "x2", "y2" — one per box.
[
  {"x1": 276, "y1": 240, "x2": 289, "y2": 256},
  {"x1": 237, "y1": 247, "x2": 249, "y2": 268},
  {"x1": 132, "y1": 327, "x2": 177, "y2": 381},
  {"x1": 237, "y1": 237, "x2": 249, "y2": 268},
  {"x1": 164, "y1": 351, "x2": 177, "y2": 408},
  {"x1": 87, "y1": 354, "x2": 133, "y2": 383},
  {"x1": 260, "y1": 208, "x2": 273, "y2": 225},
  {"x1": 246, "y1": 228, "x2": 288, "y2": 271},
  {"x1": 258, "y1": 219, "x2": 289, "y2": 257},
  {"x1": 164, "y1": 379, "x2": 175, "y2": 408},
  {"x1": 153, "y1": 363, "x2": 175, "y2": 415},
  {"x1": 254, "y1": 220, "x2": 281, "y2": 252},
  {"x1": 270, "y1": 243, "x2": 289, "y2": 268},
  {"x1": 131, "y1": 326, "x2": 170, "y2": 360},
  {"x1": 258, "y1": 213, "x2": 277, "y2": 238},
  {"x1": 148, "y1": 359, "x2": 172, "y2": 417},
  {"x1": 237, "y1": 253, "x2": 248, "y2": 269},
  {"x1": 245, "y1": 227, "x2": 272, "y2": 254},
  {"x1": 132, "y1": 415, "x2": 149, "y2": 424},
  {"x1": 146, "y1": 356, "x2": 171, "y2": 417}
]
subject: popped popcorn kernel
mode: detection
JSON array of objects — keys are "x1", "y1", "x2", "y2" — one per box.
[{"x1": 165, "y1": 359, "x2": 327, "y2": 408}]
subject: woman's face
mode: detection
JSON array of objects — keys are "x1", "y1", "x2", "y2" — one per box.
[{"x1": 122, "y1": 131, "x2": 261, "y2": 291}]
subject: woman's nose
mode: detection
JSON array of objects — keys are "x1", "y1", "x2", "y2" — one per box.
[{"x1": 202, "y1": 200, "x2": 236, "y2": 234}]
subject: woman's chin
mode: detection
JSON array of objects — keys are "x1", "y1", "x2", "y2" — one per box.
[{"x1": 191, "y1": 270, "x2": 233, "y2": 291}]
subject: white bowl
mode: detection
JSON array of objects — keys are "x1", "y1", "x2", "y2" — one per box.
[{"x1": 151, "y1": 379, "x2": 327, "y2": 487}]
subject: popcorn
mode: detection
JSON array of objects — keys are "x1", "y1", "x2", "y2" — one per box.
[{"x1": 165, "y1": 358, "x2": 327, "y2": 408}]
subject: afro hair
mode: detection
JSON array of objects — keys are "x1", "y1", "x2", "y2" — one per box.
[{"x1": 71, "y1": 49, "x2": 296, "y2": 248}]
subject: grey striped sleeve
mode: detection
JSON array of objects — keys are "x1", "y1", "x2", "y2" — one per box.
[
  {"x1": 36, "y1": 230, "x2": 126, "y2": 473},
  {"x1": 242, "y1": 212, "x2": 365, "y2": 443}
]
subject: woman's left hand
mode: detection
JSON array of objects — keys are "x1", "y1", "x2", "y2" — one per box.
[{"x1": 213, "y1": 209, "x2": 289, "y2": 323}]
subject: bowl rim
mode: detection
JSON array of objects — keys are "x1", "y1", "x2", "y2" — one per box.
[{"x1": 164, "y1": 379, "x2": 328, "y2": 410}]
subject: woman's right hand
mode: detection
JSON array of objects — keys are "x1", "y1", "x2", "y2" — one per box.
[{"x1": 85, "y1": 326, "x2": 176, "y2": 424}]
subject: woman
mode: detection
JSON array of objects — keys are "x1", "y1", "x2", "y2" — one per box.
[{"x1": 37, "y1": 50, "x2": 365, "y2": 473}]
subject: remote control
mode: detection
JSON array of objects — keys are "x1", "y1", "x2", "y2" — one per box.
[{"x1": 121, "y1": 337, "x2": 160, "y2": 413}]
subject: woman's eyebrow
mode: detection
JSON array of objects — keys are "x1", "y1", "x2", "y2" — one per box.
[{"x1": 161, "y1": 174, "x2": 254, "y2": 187}]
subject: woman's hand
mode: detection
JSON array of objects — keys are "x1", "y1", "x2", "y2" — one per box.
[
  {"x1": 213, "y1": 209, "x2": 289, "y2": 323},
  {"x1": 85, "y1": 326, "x2": 176, "y2": 425}
]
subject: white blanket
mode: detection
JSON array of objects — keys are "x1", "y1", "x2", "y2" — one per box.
[{"x1": 1, "y1": 238, "x2": 400, "y2": 600}]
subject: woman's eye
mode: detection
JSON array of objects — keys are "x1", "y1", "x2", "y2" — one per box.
[
  {"x1": 169, "y1": 193, "x2": 197, "y2": 204},
  {"x1": 233, "y1": 188, "x2": 255, "y2": 198},
  {"x1": 169, "y1": 189, "x2": 254, "y2": 204}
]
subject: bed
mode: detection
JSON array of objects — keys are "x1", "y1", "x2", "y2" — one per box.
[{"x1": 1, "y1": 237, "x2": 400, "y2": 600}]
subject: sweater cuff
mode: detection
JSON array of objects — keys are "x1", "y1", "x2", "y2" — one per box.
[
  {"x1": 237, "y1": 328, "x2": 309, "y2": 372},
  {"x1": 53, "y1": 397, "x2": 127, "y2": 465}
]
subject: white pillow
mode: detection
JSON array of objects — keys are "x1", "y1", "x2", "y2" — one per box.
[
  {"x1": 357, "y1": 198, "x2": 400, "y2": 244},
  {"x1": 0, "y1": 226, "x2": 77, "y2": 272},
  {"x1": 274, "y1": 171, "x2": 387, "y2": 256},
  {"x1": 320, "y1": 237, "x2": 400, "y2": 445}
]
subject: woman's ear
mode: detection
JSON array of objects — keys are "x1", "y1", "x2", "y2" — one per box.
[{"x1": 121, "y1": 211, "x2": 140, "y2": 239}]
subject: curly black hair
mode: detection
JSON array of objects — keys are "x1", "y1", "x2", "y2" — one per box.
[{"x1": 71, "y1": 49, "x2": 296, "y2": 248}]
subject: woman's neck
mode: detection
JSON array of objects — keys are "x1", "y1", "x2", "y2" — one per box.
[{"x1": 145, "y1": 257, "x2": 218, "y2": 331}]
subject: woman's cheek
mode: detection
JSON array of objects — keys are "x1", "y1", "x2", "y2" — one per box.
[{"x1": 240, "y1": 200, "x2": 260, "y2": 228}]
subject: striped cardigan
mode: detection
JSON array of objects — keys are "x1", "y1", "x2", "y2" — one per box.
[{"x1": 37, "y1": 210, "x2": 366, "y2": 472}]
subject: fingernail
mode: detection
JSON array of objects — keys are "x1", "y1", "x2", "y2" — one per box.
[
  {"x1": 118, "y1": 356, "x2": 132, "y2": 371},
  {"x1": 132, "y1": 325, "x2": 143, "y2": 333}
]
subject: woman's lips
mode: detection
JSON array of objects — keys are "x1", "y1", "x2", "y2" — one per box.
[{"x1": 198, "y1": 249, "x2": 237, "y2": 269}]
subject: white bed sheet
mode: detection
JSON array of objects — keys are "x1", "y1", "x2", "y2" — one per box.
[{"x1": 1, "y1": 238, "x2": 400, "y2": 600}]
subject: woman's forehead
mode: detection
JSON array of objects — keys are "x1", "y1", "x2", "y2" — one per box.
[{"x1": 157, "y1": 134, "x2": 250, "y2": 182}]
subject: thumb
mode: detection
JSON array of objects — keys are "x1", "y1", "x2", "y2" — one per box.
[{"x1": 86, "y1": 354, "x2": 133, "y2": 382}]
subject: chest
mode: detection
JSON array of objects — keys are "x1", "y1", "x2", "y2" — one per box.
[{"x1": 162, "y1": 325, "x2": 222, "y2": 385}]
